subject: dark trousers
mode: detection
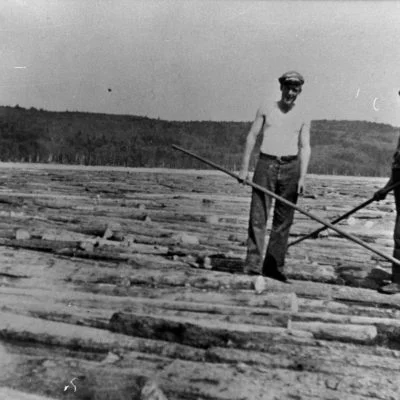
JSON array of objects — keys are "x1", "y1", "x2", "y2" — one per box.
[
  {"x1": 393, "y1": 169, "x2": 400, "y2": 283},
  {"x1": 245, "y1": 153, "x2": 300, "y2": 274}
]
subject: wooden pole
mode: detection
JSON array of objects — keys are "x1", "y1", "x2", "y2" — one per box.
[
  {"x1": 172, "y1": 145, "x2": 400, "y2": 267},
  {"x1": 288, "y1": 180, "x2": 400, "y2": 247}
]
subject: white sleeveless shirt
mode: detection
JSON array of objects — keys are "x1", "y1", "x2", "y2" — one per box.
[{"x1": 260, "y1": 101, "x2": 306, "y2": 157}]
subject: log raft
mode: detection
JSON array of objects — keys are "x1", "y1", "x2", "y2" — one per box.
[{"x1": 0, "y1": 165, "x2": 399, "y2": 400}]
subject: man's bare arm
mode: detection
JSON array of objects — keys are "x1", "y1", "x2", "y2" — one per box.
[
  {"x1": 239, "y1": 108, "x2": 265, "y2": 181},
  {"x1": 297, "y1": 121, "x2": 311, "y2": 194},
  {"x1": 374, "y1": 174, "x2": 395, "y2": 201},
  {"x1": 374, "y1": 136, "x2": 400, "y2": 200}
]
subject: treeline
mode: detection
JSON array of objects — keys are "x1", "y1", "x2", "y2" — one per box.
[{"x1": 0, "y1": 105, "x2": 398, "y2": 176}]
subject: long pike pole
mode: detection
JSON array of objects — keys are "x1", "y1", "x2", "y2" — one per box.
[
  {"x1": 288, "y1": 180, "x2": 400, "y2": 247},
  {"x1": 172, "y1": 144, "x2": 400, "y2": 267}
]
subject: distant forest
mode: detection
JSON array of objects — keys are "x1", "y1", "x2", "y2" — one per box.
[{"x1": 0, "y1": 105, "x2": 399, "y2": 176}]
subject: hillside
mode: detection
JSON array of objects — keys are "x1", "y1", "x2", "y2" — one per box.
[
  {"x1": 0, "y1": 105, "x2": 398, "y2": 176},
  {"x1": 310, "y1": 119, "x2": 399, "y2": 176}
]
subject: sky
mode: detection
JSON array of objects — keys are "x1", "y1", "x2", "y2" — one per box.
[{"x1": 1, "y1": 0, "x2": 400, "y2": 126}]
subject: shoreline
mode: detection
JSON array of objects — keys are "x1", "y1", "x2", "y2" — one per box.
[{"x1": 0, "y1": 162, "x2": 388, "y2": 182}]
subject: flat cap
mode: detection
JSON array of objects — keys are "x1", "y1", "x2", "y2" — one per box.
[{"x1": 278, "y1": 71, "x2": 304, "y2": 86}]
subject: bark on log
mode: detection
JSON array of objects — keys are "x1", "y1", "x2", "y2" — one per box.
[
  {"x1": 2, "y1": 307, "x2": 400, "y2": 373},
  {"x1": 108, "y1": 312, "x2": 385, "y2": 347},
  {"x1": 0, "y1": 312, "x2": 205, "y2": 361}
]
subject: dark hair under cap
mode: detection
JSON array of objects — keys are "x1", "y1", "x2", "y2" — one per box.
[{"x1": 278, "y1": 71, "x2": 304, "y2": 86}]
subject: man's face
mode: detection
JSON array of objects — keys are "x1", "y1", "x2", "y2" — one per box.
[{"x1": 281, "y1": 83, "x2": 302, "y2": 105}]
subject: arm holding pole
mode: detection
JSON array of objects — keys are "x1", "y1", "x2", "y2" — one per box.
[
  {"x1": 289, "y1": 178, "x2": 400, "y2": 247},
  {"x1": 373, "y1": 174, "x2": 395, "y2": 201},
  {"x1": 375, "y1": 137, "x2": 400, "y2": 201}
]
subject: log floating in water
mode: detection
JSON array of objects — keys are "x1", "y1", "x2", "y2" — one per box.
[{"x1": 108, "y1": 311, "x2": 388, "y2": 347}]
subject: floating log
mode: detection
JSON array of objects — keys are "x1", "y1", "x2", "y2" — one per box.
[
  {"x1": 290, "y1": 321, "x2": 377, "y2": 344},
  {"x1": 108, "y1": 311, "x2": 386, "y2": 347}
]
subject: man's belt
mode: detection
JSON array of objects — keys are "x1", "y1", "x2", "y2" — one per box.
[{"x1": 260, "y1": 152, "x2": 298, "y2": 162}]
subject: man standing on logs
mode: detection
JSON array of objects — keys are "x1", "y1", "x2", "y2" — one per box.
[
  {"x1": 374, "y1": 135, "x2": 400, "y2": 294},
  {"x1": 239, "y1": 71, "x2": 311, "y2": 282}
]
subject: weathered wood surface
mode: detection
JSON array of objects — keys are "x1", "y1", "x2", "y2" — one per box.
[{"x1": 1, "y1": 164, "x2": 400, "y2": 399}]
